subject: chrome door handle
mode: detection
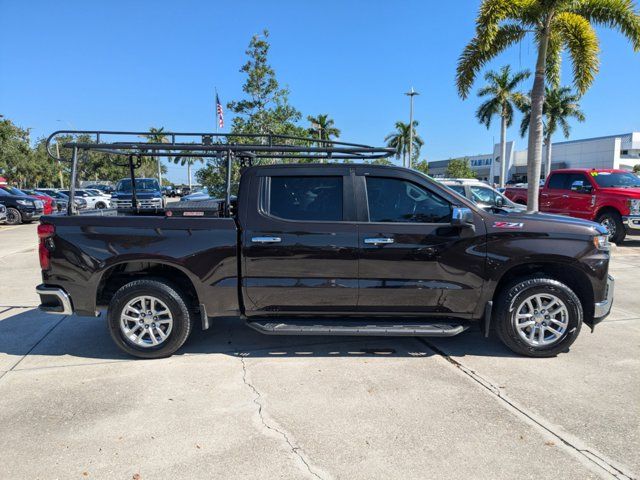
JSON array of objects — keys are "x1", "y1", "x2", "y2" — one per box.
[
  {"x1": 562, "y1": 194, "x2": 569, "y2": 198},
  {"x1": 364, "y1": 237, "x2": 394, "y2": 245},
  {"x1": 252, "y1": 236, "x2": 282, "y2": 244}
]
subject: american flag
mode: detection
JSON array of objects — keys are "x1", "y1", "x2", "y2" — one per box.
[{"x1": 216, "y1": 93, "x2": 224, "y2": 129}]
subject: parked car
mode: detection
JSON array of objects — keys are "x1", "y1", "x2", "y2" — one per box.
[
  {"x1": 0, "y1": 187, "x2": 44, "y2": 224},
  {"x1": 1, "y1": 186, "x2": 55, "y2": 215},
  {"x1": 85, "y1": 184, "x2": 114, "y2": 194},
  {"x1": 180, "y1": 187, "x2": 211, "y2": 202},
  {"x1": 36, "y1": 163, "x2": 613, "y2": 359},
  {"x1": 60, "y1": 189, "x2": 111, "y2": 209},
  {"x1": 110, "y1": 178, "x2": 164, "y2": 211},
  {"x1": 504, "y1": 169, "x2": 640, "y2": 243},
  {"x1": 36, "y1": 189, "x2": 87, "y2": 211},
  {"x1": 85, "y1": 188, "x2": 112, "y2": 199},
  {"x1": 440, "y1": 179, "x2": 526, "y2": 213},
  {"x1": 22, "y1": 189, "x2": 58, "y2": 214},
  {"x1": 0, "y1": 203, "x2": 7, "y2": 224}
]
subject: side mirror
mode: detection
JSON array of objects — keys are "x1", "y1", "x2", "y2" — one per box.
[
  {"x1": 451, "y1": 207, "x2": 474, "y2": 227},
  {"x1": 495, "y1": 195, "x2": 505, "y2": 207}
]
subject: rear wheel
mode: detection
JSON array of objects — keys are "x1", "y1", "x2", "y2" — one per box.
[
  {"x1": 107, "y1": 279, "x2": 193, "y2": 359},
  {"x1": 495, "y1": 277, "x2": 582, "y2": 357},
  {"x1": 5, "y1": 207, "x2": 22, "y2": 225},
  {"x1": 95, "y1": 201, "x2": 107, "y2": 209},
  {"x1": 596, "y1": 210, "x2": 625, "y2": 244}
]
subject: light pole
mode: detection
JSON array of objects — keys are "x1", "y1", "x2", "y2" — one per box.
[{"x1": 405, "y1": 87, "x2": 419, "y2": 169}]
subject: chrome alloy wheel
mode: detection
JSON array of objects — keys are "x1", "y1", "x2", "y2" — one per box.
[
  {"x1": 513, "y1": 293, "x2": 569, "y2": 347},
  {"x1": 600, "y1": 217, "x2": 616, "y2": 240},
  {"x1": 120, "y1": 296, "x2": 173, "y2": 348}
]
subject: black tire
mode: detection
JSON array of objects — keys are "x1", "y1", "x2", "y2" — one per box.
[
  {"x1": 495, "y1": 277, "x2": 583, "y2": 357},
  {"x1": 107, "y1": 278, "x2": 193, "y2": 359},
  {"x1": 5, "y1": 207, "x2": 22, "y2": 225},
  {"x1": 95, "y1": 201, "x2": 106, "y2": 209},
  {"x1": 596, "y1": 210, "x2": 625, "y2": 244}
]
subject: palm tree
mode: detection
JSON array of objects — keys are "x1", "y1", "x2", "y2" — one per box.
[
  {"x1": 144, "y1": 127, "x2": 168, "y2": 185},
  {"x1": 307, "y1": 114, "x2": 341, "y2": 142},
  {"x1": 476, "y1": 66, "x2": 530, "y2": 187},
  {"x1": 385, "y1": 121, "x2": 424, "y2": 168},
  {"x1": 456, "y1": 0, "x2": 640, "y2": 211},
  {"x1": 520, "y1": 86, "x2": 585, "y2": 177}
]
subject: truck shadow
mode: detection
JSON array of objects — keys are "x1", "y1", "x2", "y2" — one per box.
[{"x1": 0, "y1": 309, "x2": 518, "y2": 362}]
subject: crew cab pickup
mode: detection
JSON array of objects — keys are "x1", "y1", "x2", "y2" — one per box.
[
  {"x1": 35, "y1": 164, "x2": 615, "y2": 359},
  {"x1": 504, "y1": 169, "x2": 640, "y2": 243}
]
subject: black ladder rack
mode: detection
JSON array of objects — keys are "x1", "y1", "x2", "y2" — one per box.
[{"x1": 45, "y1": 130, "x2": 395, "y2": 216}]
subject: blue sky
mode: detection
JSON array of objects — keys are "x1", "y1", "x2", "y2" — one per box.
[{"x1": 1, "y1": 0, "x2": 638, "y2": 183}]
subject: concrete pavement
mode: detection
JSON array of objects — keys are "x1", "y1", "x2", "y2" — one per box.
[{"x1": 0, "y1": 223, "x2": 638, "y2": 479}]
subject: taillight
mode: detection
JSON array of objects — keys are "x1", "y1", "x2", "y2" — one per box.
[{"x1": 38, "y1": 223, "x2": 55, "y2": 271}]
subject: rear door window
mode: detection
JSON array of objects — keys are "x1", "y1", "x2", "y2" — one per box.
[
  {"x1": 547, "y1": 173, "x2": 569, "y2": 190},
  {"x1": 268, "y1": 176, "x2": 343, "y2": 221}
]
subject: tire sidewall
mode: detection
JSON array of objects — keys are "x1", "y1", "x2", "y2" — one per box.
[
  {"x1": 6, "y1": 207, "x2": 22, "y2": 225},
  {"x1": 497, "y1": 278, "x2": 582, "y2": 357},
  {"x1": 107, "y1": 280, "x2": 192, "y2": 359},
  {"x1": 597, "y1": 211, "x2": 625, "y2": 244}
]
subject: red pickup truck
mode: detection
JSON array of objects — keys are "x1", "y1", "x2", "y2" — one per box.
[{"x1": 504, "y1": 169, "x2": 640, "y2": 244}]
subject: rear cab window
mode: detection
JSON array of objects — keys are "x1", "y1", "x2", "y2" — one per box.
[
  {"x1": 267, "y1": 176, "x2": 343, "y2": 221},
  {"x1": 547, "y1": 173, "x2": 569, "y2": 190}
]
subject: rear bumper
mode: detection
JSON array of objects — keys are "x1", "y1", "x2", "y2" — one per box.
[
  {"x1": 36, "y1": 284, "x2": 73, "y2": 315},
  {"x1": 622, "y1": 215, "x2": 640, "y2": 235},
  {"x1": 593, "y1": 275, "x2": 614, "y2": 322}
]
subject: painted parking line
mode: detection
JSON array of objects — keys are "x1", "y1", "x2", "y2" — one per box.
[{"x1": 0, "y1": 226, "x2": 21, "y2": 232}]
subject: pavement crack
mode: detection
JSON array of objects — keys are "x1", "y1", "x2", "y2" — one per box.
[
  {"x1": 238, "y1": 355, "x2": 326, "y2": 480},
  {"x1": 416, "y1": 338, "x2": 635, "y2": 480}
]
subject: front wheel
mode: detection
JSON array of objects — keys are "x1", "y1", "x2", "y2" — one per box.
[
  {"x1": 596, "y1": 211, "x2": 625, "y2": 244},
  {"x1": 495, "y1": 277, "x2": 583, "y2": 357},
  {"x1": 95, "y1": 201, "x2": 107, "y2": 209},
  {"x1": 107, "y1": 279, "x2": 193, "y2": 359},
  {"x1": 5, "y1": 207, "x2": 22, "y2": 225}
]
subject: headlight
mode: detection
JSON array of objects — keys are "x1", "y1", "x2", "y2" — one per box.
[
  {"x1": 593, "y1": 234, "x2": 611, "y2": 251},
  {"x1": 628, "y1": 199, "x2": 640, "y2": 215},
  {"x1": 16, "y1": 199, "x2": 33, "y2": 206}
]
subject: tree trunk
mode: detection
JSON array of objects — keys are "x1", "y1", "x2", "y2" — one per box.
[
  {"x1": 188, "y1": 162, "x2": 192, "y2": 190},
  {"x1": 544, "y1": 134, "x2": 553, "y2": 179},
  {"x1": 500, "y1": 112, "x2": 507, "y2": 188},
  {"x1": 526, "y1": 22, "x2": 551, "y2": 212}
]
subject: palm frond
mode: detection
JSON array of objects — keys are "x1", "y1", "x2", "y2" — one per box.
[
  {"x1": 456, "y1": 24, "x2": 527, "y2": 98},
  {"x1": 575, "y1": 0, "x2": 640, "y2": 50},
  {"x1": 554, "y1": 12, "x2": 600, "y2": 94},
  {"x1": 545, "y1": 30, "x2": 563, "y2": 88}
]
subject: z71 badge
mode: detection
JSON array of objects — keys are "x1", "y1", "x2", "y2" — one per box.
[{"x1": 493, "y1": 221, "x2": 524, "y2": 229}]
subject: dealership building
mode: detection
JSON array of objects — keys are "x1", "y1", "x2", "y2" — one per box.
[{"x1": 428, "y1": 132, "x2": 640, "y2": 183}]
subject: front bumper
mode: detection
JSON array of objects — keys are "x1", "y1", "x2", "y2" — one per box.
[
  {"x1": 36, "y1": 285, "x2": 73, "y2": 315},
  {"x1": 622, "y1": 215, "x2": 640, "y2": 235},
  {"x1": 593, "y1": 275, "x2": 614, "y2": 321}
]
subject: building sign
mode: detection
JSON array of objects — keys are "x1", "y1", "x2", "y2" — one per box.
[{"x1": 470, "y1": 158, "x2": 492, "y2": 167}]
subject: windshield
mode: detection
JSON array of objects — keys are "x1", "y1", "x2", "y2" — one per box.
[
  {"x1": 1, "y1": 186, "x2": 27, "y2": 196},
  {"x1": 116, "y1": 179, "x2": 160, "y2": 192},
  {"x1": 592, "y1": 172, "x2": 640, "y2": 188}
]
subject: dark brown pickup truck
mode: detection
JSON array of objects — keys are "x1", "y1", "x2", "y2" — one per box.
[{"x1": 35, "y1": 131, "x2": 614, "y2": 359}]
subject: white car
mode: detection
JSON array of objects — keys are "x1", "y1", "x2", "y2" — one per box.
[
  {"x1": 85, "y1": 188, "x2": 112, "y2": 199},
  {"x1": 61, "y1": 189, "x2": 111, "y2": 209}
]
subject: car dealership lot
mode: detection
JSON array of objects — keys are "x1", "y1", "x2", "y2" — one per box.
[{"x1": 0, "y1": 224, "x2": 638, "y2": 479}]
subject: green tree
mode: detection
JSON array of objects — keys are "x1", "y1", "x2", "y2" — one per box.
[
  {"x1": 384, "y1": 121, "x2": 424, "y2": 168},
  {"x1": 446, "y1": 157, "x2": 476, "y2": 179},
  {"x1": 456, "y1": 0, "x2": 640, "y2": 211},
  {"x1": 227, "y1": 29, "x2": 302, "y2": 138},
  {"x1": 476, "y1": 65, "x2": 530, "y2": 188},
  {"x1": 144, "y1": 127, "x2": 169, "y2": 185},
  {"x1": 413, "y1": 159, "x2": 430, "y2": 176},
  {"x1": 520, "y1": 86, "x2": 585, "y2": 177},
  {"x1": 634, "y1": 164, "x2": 640, "y2": 174},
  {"x1": 307, "y1": 114, "x2": 341, "y2": 142}
]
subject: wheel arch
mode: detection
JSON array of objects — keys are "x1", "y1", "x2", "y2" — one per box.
[
  {"x1": 491, "y1": 261, "x2": 594, "y2": 325},
  {"x1": 595, "y1": 205, "x2": 622, "y2": 220}
]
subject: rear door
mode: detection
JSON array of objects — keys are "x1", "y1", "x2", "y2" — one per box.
[
  {"x1": 541, "y1": 173, "x2": 569, "y2": 213},
  {"x1": 241, "y1": 167, "x2": 359, "y2": 314},
  {"x1": 354, "y1": 168, "x2": 486, "y2": 316}
]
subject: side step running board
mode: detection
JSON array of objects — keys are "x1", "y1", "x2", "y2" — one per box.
[{"x1": 245, "y1": 319, "x2": 468, "y2": 337}]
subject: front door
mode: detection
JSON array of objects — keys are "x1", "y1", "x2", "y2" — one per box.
[
  {"x1": 564, "y1": 173, "x2": 595, "y2": 220},
  {"x1": 355, "y1": 171, "x2": 486, "y2": 316},
  {"x1": 242, "y1": 169, "x2": 359, "y2": 315}
]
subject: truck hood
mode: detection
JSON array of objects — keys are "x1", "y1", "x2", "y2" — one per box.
[
  {"x1": 111, "y1": 191, "x2": 161, "y2": 199},
  {"x1": 596, "y1": 187, "x2": 640, "y2": 198},
  {"x1": 487, "y1": 211, "x2": 607, "y2": 236}
]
